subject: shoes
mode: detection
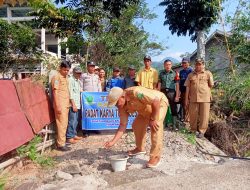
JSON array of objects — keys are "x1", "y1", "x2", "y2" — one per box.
[
  {"x1": 127, "y1": 148, "x2": 146, "y2": 156},
  {"x1": 74, "y1": 136, "x2": 83, "y2": 140},
  {"x1": 92, "y1": 130, "x2": 101, "y2": 134},
  {"x1": 196, "y1": 132, "x2": 204, "y2": 139},
  {"x1": 146, "y1": 157, "x2": 161, "y2": 168},
  {"x1": 67, "y1": 138, "x2": 78, "y2": 144},
  {"x1": 57, "y1": 146, "x2": 71, "y2": 151},
  {"x1": 83, "y1": 133, "x2": 89, "y2": 138}
]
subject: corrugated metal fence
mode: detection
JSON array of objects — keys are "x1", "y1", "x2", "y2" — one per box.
[{"x1": 0, "y1": 79, "x2": 54, "y2": 156}]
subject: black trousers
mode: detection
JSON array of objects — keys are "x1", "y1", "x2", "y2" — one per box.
[{"x1": 161, "y1": 90, "x2": 178, "y2": 116}]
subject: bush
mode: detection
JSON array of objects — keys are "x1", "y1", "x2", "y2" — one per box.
[{"x1": 217, "y1": 72, "x2": 250, "y2": 115}]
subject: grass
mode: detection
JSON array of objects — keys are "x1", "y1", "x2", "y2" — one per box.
[{"x1": 179, "y1": 127, "x2": 196, "y2": 145}]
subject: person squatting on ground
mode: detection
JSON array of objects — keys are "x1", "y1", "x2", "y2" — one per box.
[
  {"x1": 66, "y1": 67, "x2": 84, "y2": 144},
  {"x1": 184, "y1": 58, "x2": 214, "y2": 138},
  {"x1": 51, "y1": 60, "x2": 71, "y2": 151},
  {"x1": 179, "y1": 57, "x2": 193, "y2": 123},
  {"x1": 104, "y1": 86, "x2": 169, "y2": 168},
  {"x1": 135, "y1": 55, "x2": 158, "y2": 89},
  {"x1": 158, "y1": 59, "x2": 180, "y2": 129}
]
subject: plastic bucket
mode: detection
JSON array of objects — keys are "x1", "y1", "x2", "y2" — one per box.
[{"x1": 109, "y1": 155, "x2": 129, "y2": 172}]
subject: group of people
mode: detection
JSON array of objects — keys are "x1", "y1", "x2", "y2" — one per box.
[
  {"x1": 51, "y1": 55, "x2": 213, "y2": 168},
  {"x1": 50, "y1": 60, "x2": 138, "y2": 151}
]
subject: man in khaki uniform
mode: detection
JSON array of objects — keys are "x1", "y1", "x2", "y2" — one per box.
[
  {"x1": 51, "y1": 61, "x2": 71, "y2": 151},
  {"x1": 104, "y1": 86, "x2": 168, "y2": 168},
  {"x1": 184, "y1": 58, "x2": 214, "y2": 138}
]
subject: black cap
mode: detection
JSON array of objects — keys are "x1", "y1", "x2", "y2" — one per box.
[
  {"x1": 128, "y1": 65, "x2": 136, "y2": 70},
  {"x1": 182, "y1": 57, "x2": 190, "y2": 63},
  {"x1": 87, "y1": 61, "x2": 95, "y2": 66},
  {"x1": 143, "y1": 55, "x2": 151, "y2": 61},
  {"x1": 113, "y1": 67, "x2": 120, "y2": 72}
]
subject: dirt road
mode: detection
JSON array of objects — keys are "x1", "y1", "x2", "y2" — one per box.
[{"x1": 3, "y1": 130, "x2": 250, "y2": 190}]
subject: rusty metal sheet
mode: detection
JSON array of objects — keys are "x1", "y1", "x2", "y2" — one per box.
[
  {"x1": 14, "y1": 79, "x2": 55, "y2": 134},
  {"x1": 0, "y1": 80, "x2": 34, "y2": 156}
]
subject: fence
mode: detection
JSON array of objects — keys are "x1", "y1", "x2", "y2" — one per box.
[{"x1": 0, "y1": 79, "x2": 54, "y2": 156}]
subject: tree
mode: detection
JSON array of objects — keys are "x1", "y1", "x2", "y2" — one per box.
[
  {"x1": 0, "y1": 0, "x2": 27, "y2": 6},
  {"x1": 160, "y1": 0, "x2": 222, "y2": 60},
  {"x1": 0, "y1": 19, "x2": 39, "y2": 77},
  {"x1": 88, "y1": 1, "x2": 164, "y2": 71},
  {"x1": 227, "y1": 0, "x2": 250, "y2": 69},
  {"x1": 30, "y1": 0, "x2": 164, "y2": 73},
  {"x1": 29, "y1": 0, "x2": 140, "y2": 38}
]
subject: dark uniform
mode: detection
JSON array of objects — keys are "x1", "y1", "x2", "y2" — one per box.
[{"x1": 159, "y1": 69, "x2": 180, "y2": 117}]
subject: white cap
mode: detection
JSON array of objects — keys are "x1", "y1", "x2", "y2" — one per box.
[{"x1": 107, "y1": 87, "x2": 124, "y2": 107}]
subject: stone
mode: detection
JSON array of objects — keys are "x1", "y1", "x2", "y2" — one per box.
[
  {"x1": 55, "y1": 171, "x2": 73, "y2": 180},
  {"x1": 91, "y1": 162, "x2": 99, "y2": 168},
  {"x1": 62, "y1": 164, "x2": 81, "y2": 174},
  {"x1": 36, "y1": 184, "x2": 57, "y2": 190},
  {"x1": 102, "y1": 169, "x2": 111, "y2": 175},
  {"x1": 98, "y1": 155, "x2": 104, "y2": 160},
  {"x1": 73, "y1": 174, "x2": 81, "y2": 178},
  {"x1": 57, "y1": 175, "x2": 108, "y2": 190},
  {"x1": 16, "y1": 182, "x2": 39, "y2": 190}
]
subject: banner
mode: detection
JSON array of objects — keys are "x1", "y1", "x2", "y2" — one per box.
[{"x1": 82, "y1": 92, "x2": 136, "y2": 130}]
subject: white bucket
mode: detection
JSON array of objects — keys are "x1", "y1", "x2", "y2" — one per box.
[{"x1": 109, "y1": 155, "x2": 129, "y2": 172}]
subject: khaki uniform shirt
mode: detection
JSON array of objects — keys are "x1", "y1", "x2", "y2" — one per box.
[
  {"x1": 81, "y1": 72, "x2": 102, "y2": 92},
  {"x1": 118, "y1": 86, "x2": 168, "y2": 127},
  {"x1": 51, "y1": 73, "x2": 70, "y2": 108},
  {"x1": 135, "y1": 67, "x2": 158, "y2": 89},
  {"x1": 184, "y1": 70, "x2": 214, "y2": 103}
]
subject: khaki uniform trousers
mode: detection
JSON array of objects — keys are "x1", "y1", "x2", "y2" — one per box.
[
  {"x1": 189, "y1": 102, "x2": 210, "y2": 134},
  {"x1": 132, "y1": 101, "x2": 168, "y2": 158},
  {"x1": 55, "y1": 107, "x2": 69, "y2": 147},
  {"x1": 180, "y1": 92, "x2": 190, "y2": 122}
]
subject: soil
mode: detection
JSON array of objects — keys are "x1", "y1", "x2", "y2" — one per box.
[{"x1": 1, "y1": 130, "x2": 250, "y2": 190}]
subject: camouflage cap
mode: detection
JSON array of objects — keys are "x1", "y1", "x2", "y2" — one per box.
[
  {"x1": 73, "y1": 66, "x2": 82, "y2": 73},
  {"x1": 128, "y1": 65, "x2": 136, "y2": 70},
  {"x1": 195, "y1": 58, "x2": 204, "y2": 64}
]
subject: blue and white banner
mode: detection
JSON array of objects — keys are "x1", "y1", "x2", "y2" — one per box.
[{"x1": 82, "y1": 92, "x2": 135, "y2": 130}]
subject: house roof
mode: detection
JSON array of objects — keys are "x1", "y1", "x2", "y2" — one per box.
[{"x1": 189, "y1": 29, "x2": 230, "y2": 59}]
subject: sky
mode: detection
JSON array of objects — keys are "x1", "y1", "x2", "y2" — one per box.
[{"x1": 143, "y1": 0, "x2": 239, "y2": 62}]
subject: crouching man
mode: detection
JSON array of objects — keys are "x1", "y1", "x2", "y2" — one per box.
[{"x1": 104, "y1": 86, "x2": 168, "y2": 168}]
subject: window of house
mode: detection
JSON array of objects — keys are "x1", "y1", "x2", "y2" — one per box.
[
  {"x1": 11, "y1": 8, "x2": 31, "y2": 17},
  {"x1": 47, "y1": 45, "x2": 58, "y2": 54},
  {"x1": 0, "y1": 7, "x2": 7, "y2": 17}
]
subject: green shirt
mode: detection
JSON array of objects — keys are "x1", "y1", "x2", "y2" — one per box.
[
  {"x1": 68, "y1": 76, "x2": 81, "y2": 109},
  {"x1": 159, "y1": 69, "x2": 179, "y2": 90}
]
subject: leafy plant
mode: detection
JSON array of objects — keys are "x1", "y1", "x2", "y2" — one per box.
[
  {"x1": 0, "y1": 176, "x2": 7, "y2": 190},
  {"x1": 218, "y1": 72, "x2": 250, "y2": 115},
  {"x1": 17, "y1": 136, "x2": 55, "y2": 167}
]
